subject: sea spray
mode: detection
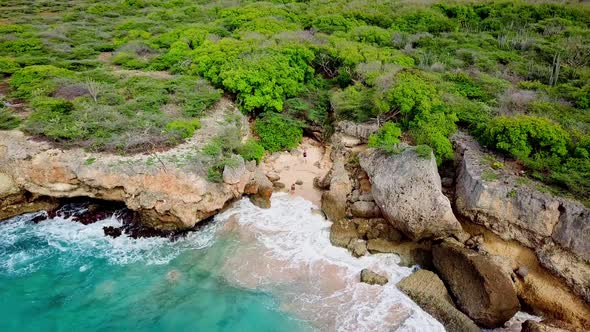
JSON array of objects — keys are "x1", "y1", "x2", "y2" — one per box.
[{"x1": 215, "y1": 193, "x2": 444, "y2": 332}]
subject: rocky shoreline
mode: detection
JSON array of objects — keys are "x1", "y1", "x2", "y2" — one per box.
[
  {"x1": 1, "y1": 117, "x2": 589, "y2": 331},
  {"x1": 323, "y1": 122, "x2": 590, "y2": 331}
]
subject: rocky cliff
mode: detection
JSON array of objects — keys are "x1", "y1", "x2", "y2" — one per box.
[
  {"x1": 454, "y1": 132, "x2": 590, "y2": 303},
  {"x1": 0, "y1": 100, "x2": 263, "y2": 230}
]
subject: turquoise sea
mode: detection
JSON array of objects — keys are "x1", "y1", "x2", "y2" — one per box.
[{"x1": 0, "y1": 195, "x2": 444, "y2": 332}]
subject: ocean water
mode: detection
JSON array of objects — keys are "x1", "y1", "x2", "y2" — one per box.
[{"x1": 0, "y1": 194, "x2": 444, "y2": 332}]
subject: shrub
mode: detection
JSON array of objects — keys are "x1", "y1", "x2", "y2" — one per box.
[
  {"x1": 25, "y1": 97, "x2": 83, "y2": 139},
  {"x1": 237, "y1": 139, "x2": 265, "y2": 164},
  {"x1": 254, "y1": 113, "x2": 303, "y2": 152},
  {"x1": 10, "y1": 65, "x2": 74, "y2": 98},
  {"x1": 0, "y1": 57, "x2": 20, "y2": 75},
  {"x1": 0, "y1": 109, "x2": 21, "y2": 129},
  {"x1": 165, "y1": 118, "x2": 201, "y2": 139},
  {"x1": 477, "y1": 115, "x2": 570, "y2": 160},
  {"x1": 368, "y1": 122, "x2": 402, "y2": 153}
]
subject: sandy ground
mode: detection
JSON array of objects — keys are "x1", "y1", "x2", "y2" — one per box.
[{"x1": 261, "y1": 137, "x2": 332, "y2": 207}]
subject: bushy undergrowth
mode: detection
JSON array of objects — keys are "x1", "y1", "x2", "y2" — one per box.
[{"x1": 0, "y1": 0, "x2": 588, "y2": 196}]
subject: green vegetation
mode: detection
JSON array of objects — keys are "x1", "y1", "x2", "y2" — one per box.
[
  {"x1": 368, "y1": 122, "x2": 402, "y2": 154},
  {"x1": 237, "y1": 139, "x2": 265, "y2": 165},
  {"x1": 0, "y1": 0, "x2": 588, "y2": 198},
  {"x1": 254, "y1": 113, "x2": 303, "y2": 153}
]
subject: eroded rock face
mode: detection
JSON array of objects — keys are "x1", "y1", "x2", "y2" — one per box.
[
  {"x1": 397, "y1": 269, "x2": 480, "y2": 332},
  {"x1": 359, "y1": 147, "x2": 462, "y2": 241},
  {"x1": 334, "y1": 121, "x2": 379, "y2": 143},
  {"x1": 0, "y1": 102, "x2": 256, "y2": 229},
  {"x1": 321, "y1": 160, "x2": 351, "y2": 222},
  {"x1": 453, "y1": 133, "x2": 590, "y2": 303},
  {"x1": 536, "y1": 243, "x2": 590, "y2": 304},
  {"x1": 432, "y1": 241, "x2": 520, "y2": 328}
]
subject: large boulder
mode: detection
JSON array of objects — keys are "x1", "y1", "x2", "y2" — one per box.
[
  {"x1": 397, "y1": 269, "x2": 480, "y2": 332},
  {"x1": 245, "y1": 169, "x2": 273, "y2": 209},
  {"x1": 321, "y1": 160, "x2": 352, "y2": 222},
  {"x1": 359, "y1": 147, "x2": 462, "y2": 241},
  {"x1": 432, "y1": 241, "x2": 520, "y2": 328}
]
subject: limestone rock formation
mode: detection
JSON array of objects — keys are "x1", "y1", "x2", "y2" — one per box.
[
  {"x1": 453, "y1": 133, "x2": 590, "y2": 303},
  {"x1": 360, "y1": 269, "x2": 388, "y2": 285},
  {"x1": 359, "y1": 147, "x2": 462, "y2": 241},
  {"x1": 521, "y1": 320, "x2": 576, "y2": 332},
  {"x1": 222, "y1": 156, "x2": 246, "y2": 184},
  {"x1": 0, "y1": 102, "x2": 255, "y2": 229},
  {"x1": 350, "y1": 201, "x2": 381, "y2": 218},
  {"x1": 397, "y1": 269, "x2": 480, "y2": 332},
  {"x1": 432, "y1": 241, "x2": 520, "y2": 328},
  {"x1": 454, "y1": 133, "x2": 590, "y2": 256},
  {"x1": 335, "y1": 121, "x2": 379, "y2": 143},
  {"x1": 245, "y1": 169, "x2": 273, "y2": 209},
  {"x1": 321, "y1": 160, "x2": 351, "y2": 222},
  {"x1": 536, "y1": 243, "x2": 590, "y2": 304},
  {"x1": 329, "y1": 219, "x2": 358, "y2": 248}
]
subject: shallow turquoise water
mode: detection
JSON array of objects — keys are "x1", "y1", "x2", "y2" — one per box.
[{"x1": 0, "y1": 211, "x2": 311, "y2": 332}]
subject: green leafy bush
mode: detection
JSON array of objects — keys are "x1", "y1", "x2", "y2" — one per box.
[
  {"x1": 237, "y1": 139, "x2": 265, "y2": 164},
  {"x1": 165, "y1": 118, "x2": 201, "y2": 139},
  {"x1": 0, "y1": 57, "x2": 20, "y2": 75},
  {"x1": 254, "y1": 113, "x2": 303, "y2": 152},
  {"x1": 10, "y1": 65, "x2": 74, "y2": 98},
  {"x1": 477, "y1": 115, "x2": 570, "y2": 160},
  {"x1": 0, "y1": 109, "x2": 21, "y2": 129},
  {"x1": 367, "y1": 121, "x2": 402, "y2": 153}
]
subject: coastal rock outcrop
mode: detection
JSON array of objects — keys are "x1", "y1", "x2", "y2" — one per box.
[
  {"x1": 397, "y1": 269, "x2": 480, "y2": 332},
  {"x1": 321, "y1": 160, "x2": 351, "y2": 222},
  {"x1": 432, "y1": 241, "x2": 520, "y2": 328},
  {"x1": 0, "y1": 101, "x2": 257, "y2": 230},
  {"x1": 359, "y1": 147, "x2": 462, "y2": 241},
  {"x1": 360, "y1": 269, "x2": 388, "y2": 285},
  {"x1": 453, "y1": 133, "x2": 590, "y2": 303}
]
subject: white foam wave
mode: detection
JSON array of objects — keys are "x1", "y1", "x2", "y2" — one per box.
[
  {"x1": 214, "y1": 193, "x2": 445, "y2": 332},
  {"x1": 0, "y1": 210, "x2": 222, "y2": 275}
]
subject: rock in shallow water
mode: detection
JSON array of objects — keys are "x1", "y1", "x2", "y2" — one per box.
[
  {"x1": 432, "y1": 241, "x2": 520, "y2": 328},
  {"x1": 360, "y1": 269, "x2": 388, "y2": 285},
  {"x1": 329, "y1": 219, "x2": 358, "y2": 248},
  {"x1": 397, "y1": 269, "x2": 480, "y2": 332}
]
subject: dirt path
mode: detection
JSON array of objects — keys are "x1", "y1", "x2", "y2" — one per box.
[{"x1": 261, "y1": 138, "x2": 332, "y2": 207}]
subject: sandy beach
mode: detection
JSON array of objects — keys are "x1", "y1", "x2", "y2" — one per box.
[{"x1": 261, "y1": 138, "x2": 332, "y2": 207}]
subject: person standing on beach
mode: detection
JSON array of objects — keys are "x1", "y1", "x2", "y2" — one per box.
[
  {"x1": 303, "y1": 149, "x2": 307, "y2": 163},
  {"x1": 290, "y1": 183, "x2": 296, "y2": 195}
]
